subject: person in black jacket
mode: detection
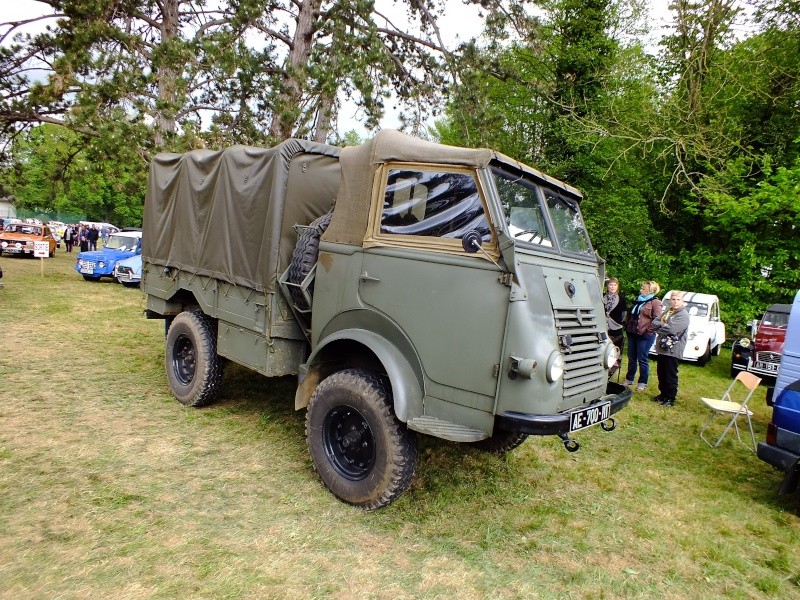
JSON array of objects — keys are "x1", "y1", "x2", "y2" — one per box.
[
  {"x1": 603, "y1": 277, "x2": 627, "y2": 377},
  {"x1": 87, "y1": 226, "x2": 99, "y2": 251}
]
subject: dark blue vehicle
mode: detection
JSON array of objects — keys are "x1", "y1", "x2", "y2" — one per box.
[
  {"x1": 75, "y1": 231, "x2": 142, "y2": 281},
  {"x1": 757, "y1": 288, "x2": 800, "y2": 494}
]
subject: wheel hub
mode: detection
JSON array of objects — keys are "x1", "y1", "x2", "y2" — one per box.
[
  {"x1": 173, "y1": 333, "x2": 196, "y2": 385},
  {"x1": 323, "y1": 405, "x2": 375, "y2": 480}
]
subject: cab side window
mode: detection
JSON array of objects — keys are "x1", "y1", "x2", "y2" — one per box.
[{"x1": 380, "y1": 169, "x2": 491, "y2": 242}]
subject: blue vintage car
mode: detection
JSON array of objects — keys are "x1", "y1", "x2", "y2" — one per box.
[
  {"x1": 112, "y1": 253, "x2": 142, "y2": 287},
  {"x1": 75, "y1": 231, "x2": 142, "y2": 281}
]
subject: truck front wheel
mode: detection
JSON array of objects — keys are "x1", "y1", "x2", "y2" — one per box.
[
  {"x1": 165, "y1": 310, "x2": 223, "y2": 407},
  {"x1": 306, "y1": 369, "x2": 417, "y2": 510}
]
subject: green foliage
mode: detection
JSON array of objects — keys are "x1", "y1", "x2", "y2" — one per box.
[
  {"x1": 435, "y1": 0, "x2": 800, "y2": 327},
  {"x1": 2, "y1": 124, "x2": 144, "y2": 226}
]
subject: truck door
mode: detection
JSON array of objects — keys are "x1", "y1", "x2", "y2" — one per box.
[{"x1": 358, "y1": 165, "x2": 508, "y2": 403}]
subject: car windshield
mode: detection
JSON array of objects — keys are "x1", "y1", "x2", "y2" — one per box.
[
  {"x1": 762, "y1": 311, "x2": 789, "y2": 328},
  {"x1": 105, "y1": 234, "x2": 139, "y2": 251},
  {"x1": 685, "y1": 302, "x2": 708, "y2": 317},
  {"x1": 5, "y1": 224, "x2": 41, "y2": 235},
  {"x1": 492, "y1": 166, "x2": 592, "y2": 255}
]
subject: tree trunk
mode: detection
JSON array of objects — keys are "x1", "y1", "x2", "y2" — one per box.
[
  {"x1": 268, "y1": 0, "x2": 323, "y2": 140},
  {"x1": 154, "y1": 0, "x2": 180, "y2": 148}
]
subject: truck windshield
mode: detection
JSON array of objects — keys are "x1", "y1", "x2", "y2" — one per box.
[{"x1": 491, "y1": 166, "x2": 592, "y2": 255}]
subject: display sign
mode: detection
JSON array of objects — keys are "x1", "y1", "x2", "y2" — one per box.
[{"x1": 34, "y1": 241, "x2": 50, "y2": 258}]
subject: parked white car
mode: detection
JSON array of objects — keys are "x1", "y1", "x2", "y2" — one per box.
[{"x1": 649, "y1": 291, "x2": 726, "y2": 366}]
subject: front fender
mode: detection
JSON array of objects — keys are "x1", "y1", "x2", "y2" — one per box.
[{"x1": 296, "y1": 328, "x2": 424, "y2": 423}]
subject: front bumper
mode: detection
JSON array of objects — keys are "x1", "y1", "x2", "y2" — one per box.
[
  {"x1": 494, "y1": 381, "x2": 632, "y2": 436},
  {"x1": 114, "y1": 269, "x2": 140, "y2": 283},
  {"x1": 757, "y1": 441, "x2": 800, "y2": 494}
]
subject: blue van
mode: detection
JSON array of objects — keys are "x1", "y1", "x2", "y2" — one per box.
[{"x1": 757, "y1": 289, "x2": 800, "y2": 494}]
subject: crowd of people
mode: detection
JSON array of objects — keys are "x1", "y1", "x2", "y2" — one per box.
[
  {"x1": 61, "y1": 224, "x2": 107, "y2": 252},
  {"x1": 603, "y1": 278, "x2": 690, "y2": 407}
]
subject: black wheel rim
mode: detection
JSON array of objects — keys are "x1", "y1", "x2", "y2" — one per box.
[
  {"x1": 323, "y1": 405, "x2": 375, "y2": 480},
  {"x1": 172, "y1": 333, "x2": 196, "y2": 385}
]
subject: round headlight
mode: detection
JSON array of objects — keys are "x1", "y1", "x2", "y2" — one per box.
[
  {"x1": 99, "y1": 261, "x2": 106, "y2": 268},
  {"x1": 0, "y1": 241, "x2": 7, "y2": 248},
  {"x1": 738, "y1": 338, "x2": 751, "y2": 348},
  {"x1": 546, "y1": 352, "x2": 565, "y2": 383},
  {"x1": 14, "y1": 242, "x2": 22, "y2": 249},
  {"x1": 603, "y1": 342, "x2": 619, "y2": 369}
]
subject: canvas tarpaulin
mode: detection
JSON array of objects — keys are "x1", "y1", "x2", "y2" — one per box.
[
  {"x1": 322, "y1": 129, "x2": 580, "y2": 248},
  {"x1": 143, "y1": 139, "x2": 341, "y2": 293}
]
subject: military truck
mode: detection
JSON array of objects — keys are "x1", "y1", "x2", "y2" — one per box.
[{"x1": 142, "y1": 130, "x2": 632, "y2": 510}]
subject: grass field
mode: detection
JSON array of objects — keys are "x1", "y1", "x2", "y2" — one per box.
[{"x1": 1, "y1": 250, "x2": 799, "y2": 599}]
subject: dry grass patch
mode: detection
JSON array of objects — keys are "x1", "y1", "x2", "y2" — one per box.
[{"x1": 1, "y1": 252, "x2": 799, "y2": 599}]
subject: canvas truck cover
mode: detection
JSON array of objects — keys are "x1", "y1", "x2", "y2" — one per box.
[
  {"x1": 143, "y1": 139, "x2": 341, "y2": 293},
  {"x1": 323, "y1": 129, "x2": 582, "y2": 247}
]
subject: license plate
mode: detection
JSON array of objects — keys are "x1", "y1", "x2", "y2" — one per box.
[
  {"x1": 754, "y1": 361, "x2": 779, "y2": 372},
  {"x1": 569, "y1": 401, "x2": 611, "y2": 432}
]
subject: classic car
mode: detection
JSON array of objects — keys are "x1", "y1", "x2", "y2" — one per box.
[
  {"x1": 731, "y1": 303, "x2": 790, "y2": 382},
  {"x1": 112, "y1": 254, "x2": 141, "y2": 287},
  {"x1": 75, "y1": 231, "x2": 142, "y2": 281},
  {"x1": 0, "y1": 223, "x2": 57, "y2": 257}
]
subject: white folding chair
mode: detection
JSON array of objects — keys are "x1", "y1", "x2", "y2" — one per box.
[{"x1": 700, "y1": 372, "x2": 762, "y2": 451}]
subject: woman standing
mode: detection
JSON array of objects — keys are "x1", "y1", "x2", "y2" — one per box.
[
  {"x1": 624, "y1": 281, "x2": 662, "y2": 392},
  {"x1": 652, "y1": 291, "x2": 690, "y2": 406},
  {"x1": 603, "y1": 277, "x2": 627, "y2": 377}
]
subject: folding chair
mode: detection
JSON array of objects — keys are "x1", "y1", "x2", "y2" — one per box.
[{"x1": 700, "y1": 371, "x2": 762, "y2": 451}]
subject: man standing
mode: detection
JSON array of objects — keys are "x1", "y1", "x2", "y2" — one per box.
[
  {"x1": 652, "y1": 291, "x2": 690, "y2": 406},
  {"x1": 88, "y1": 225, "x2": 99, "y2": 251}
]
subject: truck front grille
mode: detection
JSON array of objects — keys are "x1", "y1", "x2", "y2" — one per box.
[{"x1": 554, "y1": 307, "x2": 606, "y2": 404}]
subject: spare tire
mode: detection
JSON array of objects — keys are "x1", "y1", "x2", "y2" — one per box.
[{"x1": 286, "y1": 211, "x2": 333, "y2": 311}]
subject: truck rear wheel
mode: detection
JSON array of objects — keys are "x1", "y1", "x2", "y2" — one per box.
[
  {"x1": 286, "y1": 211, "x2": 332, "y2": 310},
  {"x1": 165, "y1": 310, "x2": 223, "y2": 407},
  {"x1": 306, "y1": 368, "x2": 417, "y2": 510},
  {"x1": 469, "y1": 431, "x2": 529, "y2": 454}
]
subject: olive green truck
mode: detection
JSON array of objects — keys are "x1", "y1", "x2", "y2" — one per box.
[{"x1": 142, "y1": 130, "x2": 632, "y2": 509}]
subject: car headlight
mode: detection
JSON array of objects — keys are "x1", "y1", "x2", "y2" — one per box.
[
  {"x1": 15, "y1": 242, "x2": 22, "y2": 249},
  {"x1": 0, "y1": 241, "x2": 7, "y2": 248},
  {"x1": 546, "y1": 352, "x2": 565, "y2": 383},
  {"x1": 99, "y1": 261, "x2": 106, "y2": 268},
  {"x1": 603, "y1": 342, "x2": 619, "y2": 369},
  {"x1": 738, "y1": 338, "x2": 751, "y2": 348}
]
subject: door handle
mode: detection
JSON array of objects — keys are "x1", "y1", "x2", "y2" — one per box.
[{"x1": 360, "y1": 271, "x2": 380, "y2": 282}]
